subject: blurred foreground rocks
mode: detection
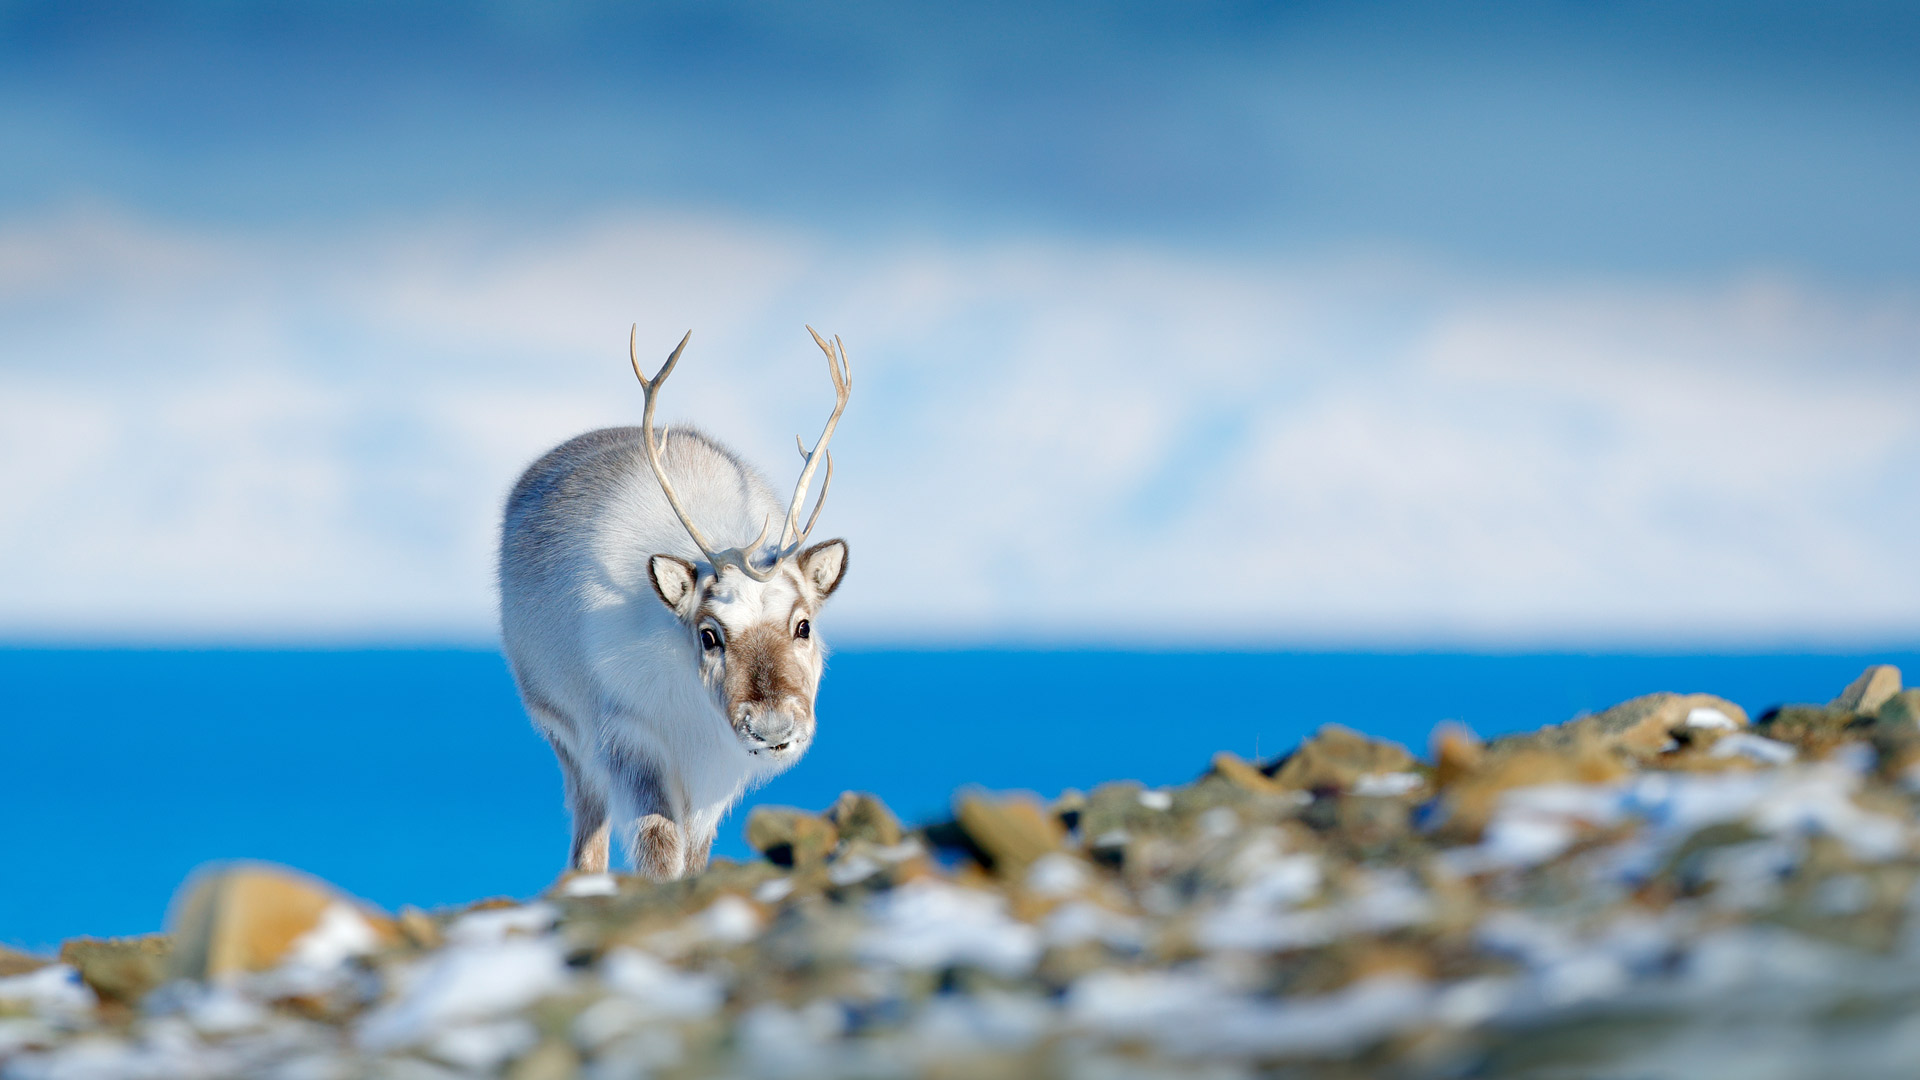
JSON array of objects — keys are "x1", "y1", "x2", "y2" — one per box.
[{"x1": 10, "y1": 667, "x2": 1920, "y2": 1077}]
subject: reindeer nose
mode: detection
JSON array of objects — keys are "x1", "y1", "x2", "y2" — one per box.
[{"x1": 737, "y1": 706, "x2": 798, "y2": 751}]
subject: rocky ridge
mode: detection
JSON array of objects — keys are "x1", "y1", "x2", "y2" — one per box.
[{"x1": 7, "y1": 666, "x2": 1920, "y2": 1078}]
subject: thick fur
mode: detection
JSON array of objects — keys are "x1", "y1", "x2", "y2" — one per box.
[{"x1": 499, "y1": 425, "x2": 846, "y2": 878}]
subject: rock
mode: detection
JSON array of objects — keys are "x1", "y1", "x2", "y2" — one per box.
[
  {"x1": 397, "y1": 906, "x2": 442, "y2": 949},
  {"x1": 26, "y1": 672, "x2": 1920, "y2": 1080},
  {"x1": 953, "y1": 791, "x2": 1062, "y2": 876},
  {"x1": 745, "y1": 807, "x2": 839, "y2": 868},
  {"x1": 1435, "y1": 745, "x2": 1629, "y2": 837},
  {"x1": 1330, "y1": 790, "x2": 1414, "y2": 856},
  {"x1": 825, "y1": 791, "x2": 902, "y2": 847},
  {"x1": 1834, "y1": 665, "x2": 1903, "y2": 715},
  {"x1": 1209, "y1": 751, "x2": 1284, "y2": 796},
  {"x1": 1270, "y1": 724, "x2": 1416, "y2": 792},
  {"x1": 1495, "y1": 693, "x2": 1748, "y2": 761},
  {"x1": 506, "y1": 1038, "x2": 581, "y2": 1080},
  {"x1": 1875, "y1": 688, "x2": 1920, "y2": 728},
  {"x1": 0, "y1": 945, "x2": 48, "y2": 977},
  {"x1": 166, "y1": 863, "x2": 397, "y2": 980},
  {"x1": 58, "y1": 935, "x2": 170, "y2": 1005},
  {"x1": 1050, "y1": 789, "x2": 1087, "y2": 834},
  {"x1": 1076, "y1": 781, "x2": 1169, "y2": 842},
  {"x1": 1756, "y1": 704, "x2": 1866, "y2": 758},
  {"x1": 1432, "y1": 724, "x2": 1484, "y2": 789},
  {"x1": 1873, "y1": 736, "x2": 1920, "y2": 789}
]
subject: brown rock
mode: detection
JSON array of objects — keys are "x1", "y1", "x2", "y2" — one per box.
[
  {"x1": 167, "y1": 864, "x2": 397, "y2": 980},
  {"x1": 746, "y1": 807, "x2": 839, "y2": 868},
  {"x1": 397, "y1": 906, "x2": 442, "y2": 949},
  {"x1": 1050, "y1": 789, "x2": 1088, "y2": 832},
  {"x1": 1875, "y1": 688, "x2": 1920, "y2": 728},
  {"x1": 1209, "y1": 751, "x2": 1283, "y2": 796},
  {"x1": 825, "y1": 791, "x2": 902, "y2": 847},
  {"x1": 1437, "y1": 746, "x2": 1629, "y2": 838},
  {"x1": 1340, "y1": 942, "x2": 1438, "y2": 987},
  {"x1": 1756, "y1": 704, "x2": 1864, "y2": 758},
  {"x1": 59, "y1": 935, "x2": 171, "y2": 1005},
  {"x1": 954, "y1": 792, "x2": 1062, "y2": 876},
  {"x1": 1868, "y1": 702, "x2": 1920, "y2": 781},
  {"x1": 1333, "y1": 792, "x2": 1413, "y2": 855},
  {"x1": 1834, "y1": 665, "x2": 1903, "y2": 715},
  {"x1": 1271, "y1": 724, "x2": 1416, "y2": 792},
  {"x1": 0, "y1": 944, "x2": 50, "y2": 977},
  {"x1": 1496, "y1": 693, "x2": 1748, "y2": 762},
  {"x1": 507, "y1": 1039, "x2": 581, "y2": 1080},
  {"x1": 1432, "y1": 724, "x2": 1484, "y2": 790},
  {"x1": 1077, "y1": 781, "x2": 1165, "y2": 841}
]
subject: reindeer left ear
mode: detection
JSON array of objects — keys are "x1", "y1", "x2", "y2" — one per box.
[
  {"x1": 648, "y1": 554, "x2": 700, "y2": 616},
  {"x1": 799, "y1": 539, "x2": 848, "y2": 600}
]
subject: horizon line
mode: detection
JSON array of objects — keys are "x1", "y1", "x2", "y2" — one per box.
[{"x1": 5, "y1": 637, "x2": 1920, "y2": 657}]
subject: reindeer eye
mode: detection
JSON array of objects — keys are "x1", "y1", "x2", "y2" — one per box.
[
  {"x1": 700, "y1": 627, "x2": 721, "y2": 650},
  {"x1": 795, "y1": 619, "x2": 811, "y2": 640}
]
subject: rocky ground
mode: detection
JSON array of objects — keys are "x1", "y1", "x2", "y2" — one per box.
[{"x1": 9, "y1": 666, "x2": 1920, "y2": 1079}]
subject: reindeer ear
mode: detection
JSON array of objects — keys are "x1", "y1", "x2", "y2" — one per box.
[
  {"x1": 799, "y1": 539, "x2": 848, "y2": 600},
  {"x1": 648, "y1": 554, "x2": 699, "y2": 615}
]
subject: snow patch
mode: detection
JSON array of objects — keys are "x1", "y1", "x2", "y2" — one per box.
[
  {"x1": 859, "y1": 881, "x2": 1040, "y2": 977},
  {"x1": 357, "y1": 938, "x2": 569, "y2": 1052},
  {"x1": 444, "y1": 902, "x2": 559, "y2": 945},
  {"x1": 561, "y1": 873, "x2": 619, "y2": 898},
  {"x1": 1685, "y1": 707, "x2": 1738, "y2": 730},
  {"x1": 1711, "y1": 733, "x2": 1797, "y2": 765},
  {"x1": 286, "y1": 902, "x2": 381, "y2": 970},
  {"x1": 0, "y1": 965, "x2": 94, "y2": 1021},
  {"x1": 1353, "y1": 772, "x2": 1424, "y2": 797}
]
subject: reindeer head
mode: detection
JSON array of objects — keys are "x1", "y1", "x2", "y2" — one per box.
[
  {"x1": 647, "y1": 541, "x2": 846, "y2": 760},
  {"x1": 633, "y1": 326, "x2": 853, "y2": 764}
]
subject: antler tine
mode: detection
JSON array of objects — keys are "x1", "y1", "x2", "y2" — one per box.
[
  {"x1": 795, "y1": 451, "x2": 832, "y2": 543},
  {"x1": 630, "y1": 324, "x2": 691, "y2": 390},
  {"x1": 630, "y1": 326, "x2": 728, "y2": 568},
  {"x1": 777, "y1": 327, "x2": 852, "y2": 553},
  {"x1": 807, "y1": 325, "x2": 853, "y2": 397},
  {"x1": 745, "y1": 514, "x2": 773, "y2": 556}
]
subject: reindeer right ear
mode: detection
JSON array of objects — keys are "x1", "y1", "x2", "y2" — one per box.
[{"x1": 648, "y1": 554, "x2": 699, "y2": 616}]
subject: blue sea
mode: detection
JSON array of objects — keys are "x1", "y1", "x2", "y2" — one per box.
[{"x1": 4, "y1": 647, "x2": 1916, "y2": 952}]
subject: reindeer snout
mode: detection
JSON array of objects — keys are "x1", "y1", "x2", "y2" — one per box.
[{"x1": 734, "y1": 704, "x2": 804, "y2": 753}]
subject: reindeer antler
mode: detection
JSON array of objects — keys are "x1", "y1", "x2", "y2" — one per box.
[
  {"x1": 631, "y1": 326, "x2": 773, "y2": 579},
  {"x1": 629, "y1": 325, "x2": 850, "y2": 583},
  {"x1": 771, "y1": 326, "x2": 851, "y2": 557}
]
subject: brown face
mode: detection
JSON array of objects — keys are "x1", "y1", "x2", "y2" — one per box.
[
  {"x1": 648, "y1": 540, "x2": 849, "y2": 765},
  {"x1": 706, "y1": 612, "x2": 815, "y2": 755}
]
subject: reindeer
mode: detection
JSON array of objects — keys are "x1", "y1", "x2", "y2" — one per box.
[{"x1": 498, "y1": 326, "x2": 851, "y2": 879}]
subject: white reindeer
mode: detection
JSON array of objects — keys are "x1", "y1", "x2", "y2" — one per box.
[{"x1": 498, "y1": 326, "x2": 851, "y2": 879}]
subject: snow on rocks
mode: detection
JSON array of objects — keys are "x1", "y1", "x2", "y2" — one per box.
[
  {"x1": 857, "y1": 880, "x2": 1041, "y2": 977},
  {"x1": 355, "y1": 934, "x2": 570, "y2": 1054},
  {"x1": 1070, "y1": 969, "x2": 1437, "y2": 1060},
  {"x1": 0, "y1": 967, "x2": 94, "y2": 1024},
  {"x1": 12, "y1": 665, "x2": 1920, "y2": 1078}
]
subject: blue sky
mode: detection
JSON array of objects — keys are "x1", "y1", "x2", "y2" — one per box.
[
  {"x1": 8, "y1": 1, "x2": 1919, "y2": 271},
  {"x1": 2, "y1": 1, "x2": 1918, "y2": 643}
]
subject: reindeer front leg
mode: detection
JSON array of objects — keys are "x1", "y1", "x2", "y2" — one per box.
[
  {"x1": 634, "y1": 814, "x2": 687, "y2": 879},
  {"x1": 607, "y1": 743, "x2": 688, "y2": 880}
]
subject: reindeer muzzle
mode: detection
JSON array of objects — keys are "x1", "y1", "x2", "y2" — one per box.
[{"x1": 735, "y1": 704, "x2": 805, "y2": 754}]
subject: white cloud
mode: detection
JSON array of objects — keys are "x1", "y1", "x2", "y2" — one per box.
[{"x1": 1, "y1": 205, "x2": 1916, "y2": 643}]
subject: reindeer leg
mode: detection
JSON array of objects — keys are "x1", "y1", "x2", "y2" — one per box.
[
  {"x1": 572, "y1": 816, "x2": 611, "y2": 875},
  {"x1": 684, "y1": 826, "x2": 715, "y2": 875},
  {"x1": 607, "y1": 742, "x2": 687, "y2": 880},
  {"x1": 634, "y1": 814, "x2": 686, "y2": 880},
  {"x1": 537, "y1": 714, "x2": 610, "y2": 874}
]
